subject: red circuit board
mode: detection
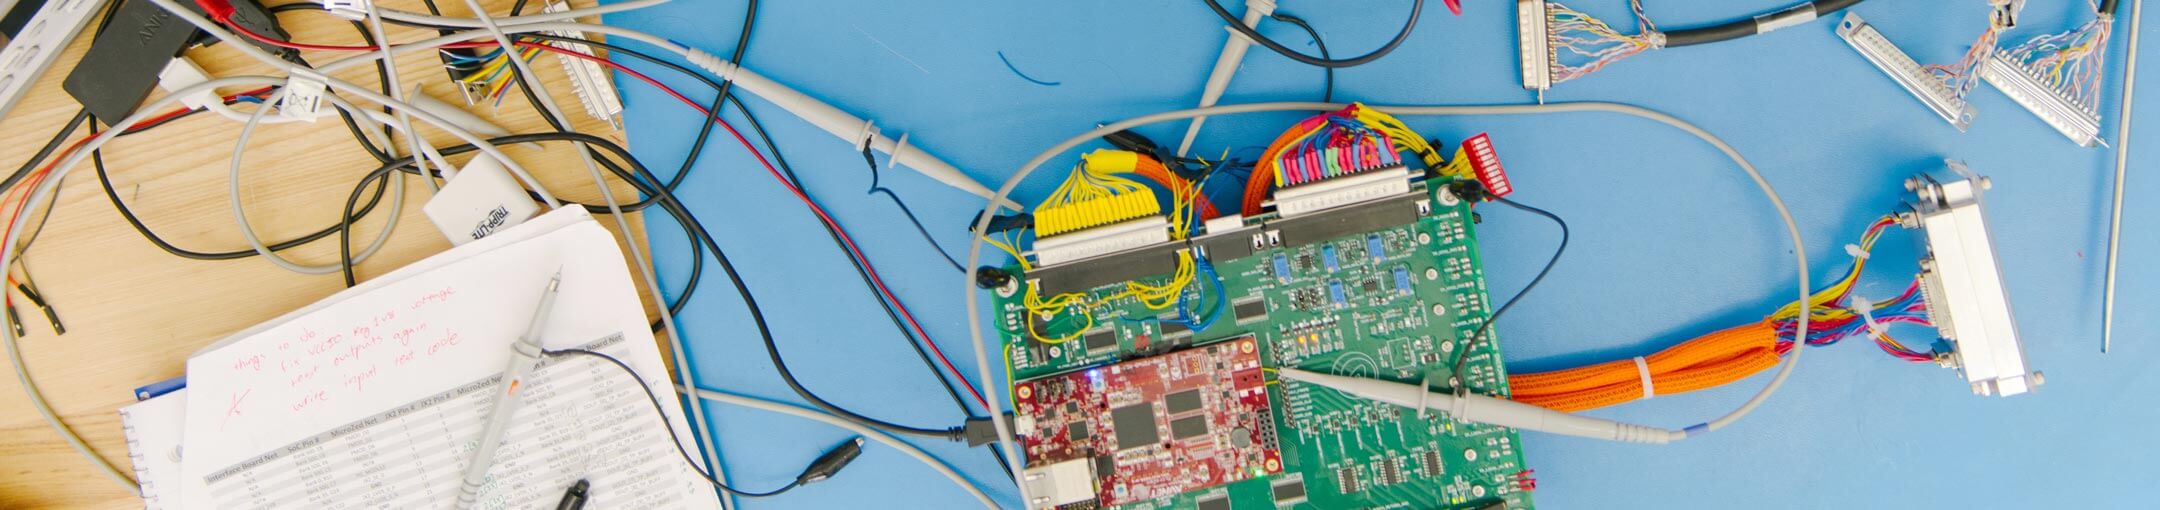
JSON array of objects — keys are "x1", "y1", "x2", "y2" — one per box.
[{"x1": 1014, "y1": 336, "x2": 1281, "y2": 506}]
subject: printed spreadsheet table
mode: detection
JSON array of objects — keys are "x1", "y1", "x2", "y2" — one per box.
[{"x1": 197, "y1": 334, "x2": 698, "y2": 510}]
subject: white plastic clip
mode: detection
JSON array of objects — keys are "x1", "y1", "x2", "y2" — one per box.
[
  {"x1": 279, "y1": 71, "x2": 329, "y2": 122},
  {"x1": 1848, "y1": 293, "x2": 1890, "y2": 340},
  {"x1": 320, "y1": 0, "x2": 368, "y2": 20},
  {"x1": 1845, "y1": 243, "x2": 1869, "y2": 260},
  {"x1": 1632, "y1": 356, "x2": 1655, "y2": 400}
]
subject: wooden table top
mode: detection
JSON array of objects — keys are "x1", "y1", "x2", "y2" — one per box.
[{"x1": 0, "y1": 1, "x2": 653, "y2": 507}]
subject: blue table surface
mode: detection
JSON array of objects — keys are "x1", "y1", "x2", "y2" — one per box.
[{"x1": 600, "y1": 1, "x2": 2160, "y2": 508}]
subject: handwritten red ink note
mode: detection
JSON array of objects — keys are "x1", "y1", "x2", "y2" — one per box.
[
  {"x1": 410, "y1": 287, "x2": 457, "y2": 310},
  {"x1": 221, "y1": 389, "x2": 250, "y2": 431},
  {"x1": 290, "y1": 390, "x2": 329, "y2": 413},
  {"x1": 427, "y1": 330, "x2": 462, "y2": 356},
  {"x1": 344, "y1": 365, "x2": 380, "y2": 393}
]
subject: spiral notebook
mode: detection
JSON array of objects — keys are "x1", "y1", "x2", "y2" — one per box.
[{"x1": 120, "y1": 208, "x2": 720, "y2": 509}]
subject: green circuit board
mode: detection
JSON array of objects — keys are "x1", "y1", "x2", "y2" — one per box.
[{"x1": 994, "y1": 181, "x2": 1534, "y2": 510}]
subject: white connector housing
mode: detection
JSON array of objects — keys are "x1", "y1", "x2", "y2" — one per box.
[
  {"x1": 157, "y1": 57, "x2": 224, "y2": 111},
  {"x1": 1270, "y1": 166, "x2": 1414, "y2": 218},
  {"x1": 1032, "y1": 216, "x2": 1170, "y2": 267},
  {"x1": 1904, "y1": 162, "x2": 2041, "y2": 397}
]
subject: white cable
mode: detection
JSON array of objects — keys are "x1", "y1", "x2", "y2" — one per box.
[
  {"x1": 4, "y1": 75, "x2": 292, "y2": 493},
  {"x1": 678, "y1": 386, "x2": 998, "y2": 509},
  {"x1": 228, "y1": 89, "x2": 409, "y2": 275},
  {"x1": 140, "y1": 0, "x2": 560, "y2": 209},
  {"x1": 2103, "y1": 0, "x2": 2141, "y2": 353},
  {"x1": 292, "y1": 20, "x2": 1014, "y2": 208},
  {"x1": 360, "y1": 0, "x2": 440, "y2": 193},
  {"x1": 202, "y1": 100, "x2": 304, "y2": 124},
  {"x1": 449, "y1": 0, "x2": 733, "y2": 505},
  {"x1": 962, "y1": 101, "x2": 1814, "y2": 503},
  {"x1": 373, "y1": 0, "x2": 669, "y2": 28}
]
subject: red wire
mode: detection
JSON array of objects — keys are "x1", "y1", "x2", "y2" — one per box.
[{"x1": 522, "y1": 44, "x2": 993, "y2": 409}]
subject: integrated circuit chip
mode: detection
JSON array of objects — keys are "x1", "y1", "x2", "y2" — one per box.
[
  {"x1": 1234, "y1": 298, "x2": 1268, "y2": 323},
  {"x1": 1158, "y1": 316, "x2": 1191, "y2": 338},
  {"x1": 1112, "y1": 404, "x2": 1159, "y2": 450},
  {"x1": 1083, "y1": 329, "x2": 1118, "y2": 353},
  {"x1": 1171, "y1": 415, "x2": 1209, "y2": 440},
  {"x1": 1272, "y1": 476, "x2": 1308, "y2": 506},
  {"x1": 1197, "y1": 494, "x2": 1232, "y2": 510},
  {"x1": 1166, "y1": 389, "x2": 1204, "y2": 415}
]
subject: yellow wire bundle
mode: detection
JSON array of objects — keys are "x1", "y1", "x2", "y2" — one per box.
[{"x1": 1032, "y1": 150, "x2": 1163, "y2": 238}]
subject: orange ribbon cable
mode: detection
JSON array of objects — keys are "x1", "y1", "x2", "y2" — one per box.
[{"x1": 1508, "y1": 321, "x2": 1783, "y2": 413}]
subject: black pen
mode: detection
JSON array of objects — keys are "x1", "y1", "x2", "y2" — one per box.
[{"x1": 555, "y1": 479, "x2": 589, "y2": 510}]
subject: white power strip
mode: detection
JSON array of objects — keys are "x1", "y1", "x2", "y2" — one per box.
[{"x1": 0, "y1": 0, "x2": 107, "y2": 121}]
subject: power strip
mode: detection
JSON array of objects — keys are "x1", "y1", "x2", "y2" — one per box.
[{"x1": 0, "y1": 0, "x2": 107, "y2": 121}]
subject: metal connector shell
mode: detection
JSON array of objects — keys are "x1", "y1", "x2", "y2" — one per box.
[
  {"x1": 1517, "y1": 0, "x2": 1553, "y2": 93},
  {"x1": 1837, "y1": 12, "x2": 1975, "y2": 131},
  {"x1": 1902, "y1": 162, "x2": 2040, "y2": 397},
  {"x1": 1981, "y1": 50, "x2": 2101, "y2": 147},
  {"x1": 1020, "y1": 459, "x2": 1098, "y2": 510}
]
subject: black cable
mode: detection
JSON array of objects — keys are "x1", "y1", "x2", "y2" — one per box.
[
  {"x1": 1660, "y1": 0, "x2": 1866, "y2": 48},
  {"x1": 544, "y1": 348, "x2": 803, "y2": 498},
  {"x1": 1268, "y1": 12, "x2": 1332, "y2": 103},
  {"x1": 359, "y1": 12, "x2": 1001, "y2": 464},
  {"x1": 528, "y1": 33, "x2": 1006, "y2": 472},
  {"x1": 858, "y1": 146, "x2": 963, "y2": 273},
  {"x1": 1199, "y1": 0, "x2": 1420, "y2": 68},
  {"x1": 2102, "y1": 0, "x2": 2121, "y2": 16},
  {"x1": 662, "y1": 0, "x2": 757, "y2": 193},
  {"x1": 499, "y1": 32, "x2": 990, "y2": 433},
  {"x1": 91, "y1": 136, "x2": 391, "y2": 261},
  {"x1": 2, "y1": 109, "x2": 88, "y2": 195},
  {"x1": 11, "y1": 114, "x2": 98, "y2": 255},
  {"x1": 85, "y1": 5, "x2": 399, "y2": 262},
  {"x1": 341, "y1": 133, "x2": 965, "y2": 441},
  {"x1": 1450, "y1": 196, "x2": 1568, "y2": 394}
]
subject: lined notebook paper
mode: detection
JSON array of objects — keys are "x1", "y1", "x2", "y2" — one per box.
[{"x1": 127, "y1": 209, "x2": 719, "y2": 509}]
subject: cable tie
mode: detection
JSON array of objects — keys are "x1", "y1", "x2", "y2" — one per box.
[
  {"x1": 1632, "y1": 356, "x2": 1655, "y2": 400},
  {"x1": 1845, "y1": 243, "x2": 1869, "y2": 260},
  {"x1": 1849, "y1": 292, "x2": 1890, "y2": 340}
]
